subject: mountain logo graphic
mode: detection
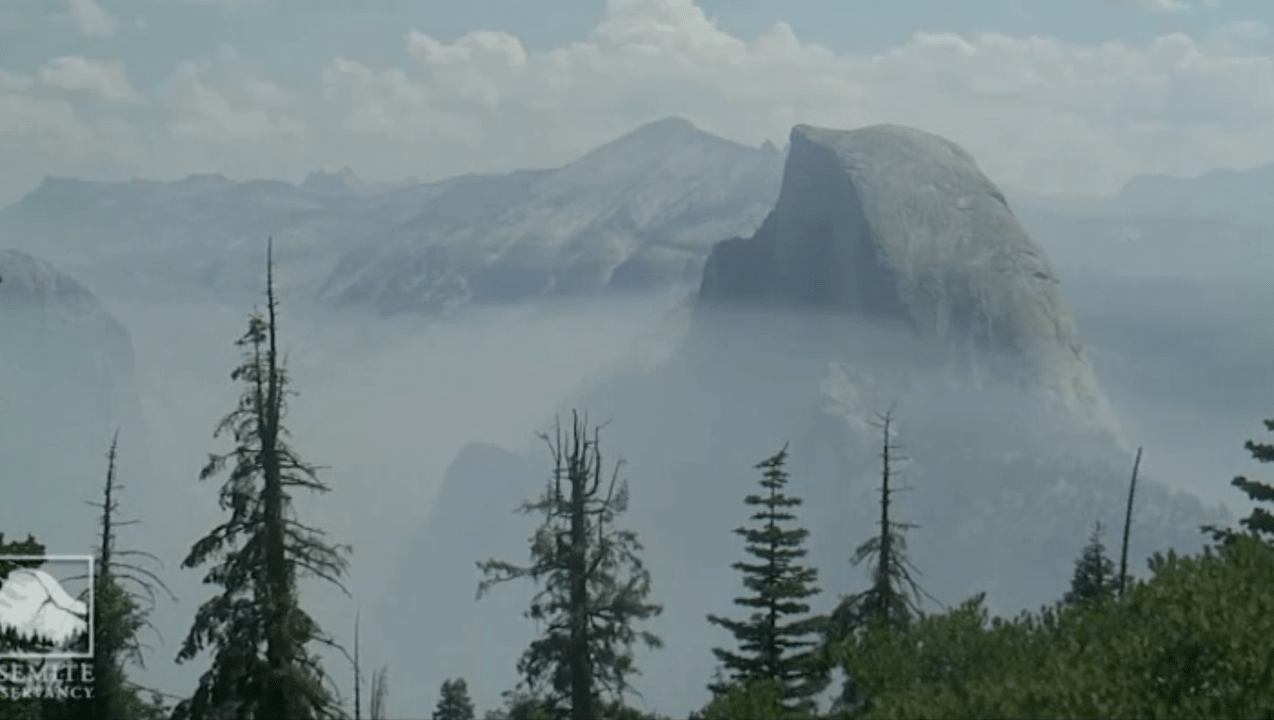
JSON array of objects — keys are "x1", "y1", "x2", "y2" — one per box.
[{"x1": 0, "y1": 556, "x2": 93, "y2": 659}]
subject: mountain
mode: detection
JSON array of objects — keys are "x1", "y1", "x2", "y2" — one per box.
[
  {"x1": 1007, "y1": 159, "x2": 1274, "y2": 225},
  {"x1": 318, "y1": 116, "x2": 784, "y2": 313},
  {"x1": 0, "y1": 568, "x2": 88, "y2": 648},
  {"x1": 0, "y1": 250, "x2": 143, "y2": 548},
  {"x1": 698, "y1": 123, "x2": 1118, "y2": 435},
  {"x1": 0, "y1": 117, "x2": 784, "y2": 312},
  {"x1": 382, "y1": 123, "x2": 1230, "y2": 717}
]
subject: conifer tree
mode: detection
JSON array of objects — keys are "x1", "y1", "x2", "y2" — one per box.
[
  {"x1": 831, "y1": 411, "x2": 928, "y2": 638},
  {"x1": 73, "y1": 432, "x2": 175, "y2": 720},
  {"x1": 1205, "y1": 417, "x2": 1274, "y2": 544},
  {"x1": 478, "y1": 411, "x2": 662, "y2": 720},
  {"x1": 0, "y1": 532, "x2": 56, "y2": 720},
  {"x1": 706, "y1": 443, "x2": 828, "y2": 714},
  {"x1": 829, "y1": 410, "x2": 932, "y2": 714},
  {"x1": 173, "y1": 238, "x2": 352, "y2": 720},
  {"x1": 1064, "y1": 520, "x2": 1120, "y2": 606},
  {"x1": 433, "y1": 678, "x2": 476, "y2": 720}
]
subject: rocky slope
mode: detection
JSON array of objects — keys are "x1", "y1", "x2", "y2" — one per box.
[
  {"x1": 319, "y1": 117, "x2": 783, "y2": 313},
  {"x1": 0, "y1": 118, "x2": 784, "y2": 312},
  {"x1": 0, "y1": 249, "x2": 143, "y2": 549},
  {"x1": 379, "y1": 123, "x2": 1233, "y2": 717}
]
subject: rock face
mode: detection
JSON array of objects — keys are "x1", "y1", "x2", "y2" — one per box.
[
  {"x1": 699, "y1": 124, "x2": 1116, "y2": 433},
  {"x1": 0, "y1": 250, "x2": 142, "y2": 547},
  {"x1": 319, "y1": 117, "x2": 784, "y2": 313}
]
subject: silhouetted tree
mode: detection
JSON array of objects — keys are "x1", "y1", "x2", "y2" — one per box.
[
  {"x1": 1064, "y1": 520, "x2": 1120, "y2": 606},
  {"x1": 478, "y1": 412, "x2": 662, "y2": 720},
  {"x1": 173, "y1": 238, "x2": 351, "y2": 720},
  {"x1": 829, "y1": 410, "x2": 932, "y2": 713},
  {"x1": 369, "y1": 666, "x2": 389, "y2": 720},
  {"x1": 1206, "y1": 417, "x2": 1274, "y2": 545},
  {"x1": 1117, "y1": 447, "x2": 1142, "y2": 598},
  {"x1": 433, "y1": 678, "x2": 476, "y2": 720},
  {"x1": 69, "y1": 432, "x2": 175, "y2": 720},
  {"x1": 706, "y1": 444, "x2": 828, "y2": 713}
]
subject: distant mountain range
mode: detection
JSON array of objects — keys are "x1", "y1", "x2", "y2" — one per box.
[
  {"x1": 1, "y1": 116, "x2": 1270, "y2": 312},
  {"x1": 0, "y1": 117, "x2": 782, "y2": 312}
]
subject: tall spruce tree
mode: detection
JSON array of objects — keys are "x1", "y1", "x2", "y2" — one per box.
[
  {"x1": 75, "y1": 432, "x2": 175, "y2": 720},
  {"x1": 173, "y1": 238, "x2": 352, "y2": 720},
  {"x1": 1064, "y1": 520, "x2": 1121, "y2": 606},
  {"x1": 433, "y1": 679, "x2": 476, "y2": 720},
  {"x1": 1206, "y1": 417, "x2": 1274, "y2": 545},
  {"x1": 477, "y1": 411, "x2": 662, "y2": 720},
  {"x1": 706, "y1": 443, "x2": 828, "y2": 714}
]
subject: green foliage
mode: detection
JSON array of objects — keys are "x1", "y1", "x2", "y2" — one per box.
[
  {"x1": 1063, "y1": 521, "x2": 1121, "y2": 607},
  {"x1": 173, "y1": 239, "x2": 351, "y2": 720},
  {"x1": 828, "y1": 411, "x2": 931, "y2": 713},
  {"x1": 478, "y1": 412, "x2": 662, "y2": 720},
  {"x1": 1206, "y1": 416, "x2": 1274, "y2": 544},
  {"x1": 707, "y1": 444, "x2": 829, "y2": 713},
  {"x1": 67, "y1": 432, "x2": 177, "y2": 720},
  {"x1": 694, "y1": 679, "x2": 808, "y2": 720},
  {"x1": 837, "y1": 534, "x2": 1274, "y2": 719},
  {"x1": 433, "y1": 678, "x2": 476, "y2": 720}
]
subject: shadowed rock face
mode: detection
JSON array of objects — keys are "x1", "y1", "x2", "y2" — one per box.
[
  {"x1": 699, "y1": 123, "x2": 1116, "y2": 434},
  {"x1": 0, "y1": 249, "x2": 142, "y2": 547}
]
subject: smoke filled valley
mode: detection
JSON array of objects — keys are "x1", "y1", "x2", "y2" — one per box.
[{"x1": 6, "y1": 2, "x2": 1274, "y2": 716}]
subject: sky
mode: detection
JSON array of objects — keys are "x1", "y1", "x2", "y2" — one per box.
[{"x1": 2, "y1": 0, "x2": 1273, "y2": 206}]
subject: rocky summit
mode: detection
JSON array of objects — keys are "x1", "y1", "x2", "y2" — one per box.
[{"x1": 698, "y1": 123, "x2": 1117, "y2": 435}]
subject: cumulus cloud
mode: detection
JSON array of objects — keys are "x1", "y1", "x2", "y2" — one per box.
[
  {"x1": 1089, "y1": 0, "x2": 1190, "y2": 12},
  {"x1": 37, "y1": 57, "x2": 137, "y2": 102},
  {"x1": 69, "y1": 0, "x2": 118, "y2": 39},
  {"x1": 3, "y1": 0, "x2": 1274, "y2": 203}
]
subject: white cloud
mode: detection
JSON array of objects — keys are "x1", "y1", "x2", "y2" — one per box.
[
  {"x1": 4, "y1": 0, "x2": 1274, "y2": 203},
  {"x1": 69, "y1": 0, "x2": 118, "y2": 39},
  {"x1": 37, "y1": 57, "x2": 137, "y2": 102},
  {"x1": 1088, "y1": 0, "x2": 1190, "y2": 12}
]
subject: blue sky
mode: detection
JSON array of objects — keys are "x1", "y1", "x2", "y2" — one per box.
[{"x1": 1, "y1": 0, "x2": 1272, "y2": 204}]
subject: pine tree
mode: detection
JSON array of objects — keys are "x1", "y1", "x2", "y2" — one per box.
[
  {"x1": 433, "y1": 679, "x2": 476, "y2": 720},
  {"x1": 831, "y1": 411, "x2": 928, "y2": 637},
  {"x1": 706, "y1": 443, "x2": 828, "y2": 714},
  {"x1": 173, "y1": 238, "x2": 352, "y2": 720},
  {"x1": 1206, "y1": 417, "x2": 1274, "y2": 545},
  {"x1": 829, "y1": 410, "x2": 931, "y2": 713},
  {"x1": 1064, "y1": 520, "x2": 1120, "y2": 606},
  {"x1": 478, "y1": 411, "x2": 662, "y2": 720},
  {"x1": 73, "y1": 432, "x2": 175, "y2": 720}
]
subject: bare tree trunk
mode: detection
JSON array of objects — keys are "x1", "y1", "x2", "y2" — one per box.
[{"x1": 1118, "y1": 447, "x2": 1142, "y2": 598}]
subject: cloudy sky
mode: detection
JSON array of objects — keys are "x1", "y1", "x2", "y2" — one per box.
[{"x1": 2, "y1": 0, "x2": 1271, "y2": 206}]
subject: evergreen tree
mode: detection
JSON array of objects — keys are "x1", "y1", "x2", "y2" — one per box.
[
  {"x1": 73, "y1": 432, "x2": 175, "y2": 720},
  {"x1": 173, "y1": 238, "x2": 352, "y2": 720},
  {"x1": 1206, "y1": 416, "x2": 1274, "y2": 545},
  {"x1": 832, "y1": 411, "x2": 927, "y2": 636},
  {"x1": 433, "y1": 679, "x2": 476, "y2": 720},
  {"x1": 829, "y1": 410, "x2": 932, "y2": 713},
  {"x1": 706, "y1": 443, "x2": 828, "y2": 714},
  {"x1": 478, "y1": 412, "x2": 662, "y2": 720},
  {"x1": 1064, "y1": 520, "x2": 1121, "y2": 606},
  {"x1": 0, "y1": 533, "x2": 55, "y2": 720}
]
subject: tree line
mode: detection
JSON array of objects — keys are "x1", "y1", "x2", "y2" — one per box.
[{"x1": 3, "y1": 241, "x2": 1274, "y2": 719}]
